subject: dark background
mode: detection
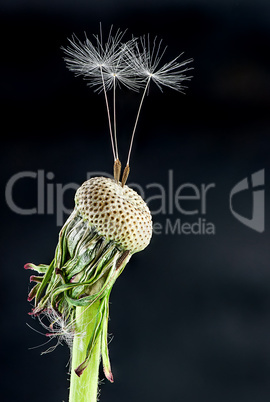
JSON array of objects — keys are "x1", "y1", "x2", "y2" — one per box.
[{"x1": 1, "y1": 1, "x2": 270, "y2": 401}]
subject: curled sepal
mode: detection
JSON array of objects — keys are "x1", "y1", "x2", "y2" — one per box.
[
  {"x1": 24, "y1": 263, "x2": 49, "y2": 274},
  {"x1": 30, "y1": 275, "x2": 43, "y2": 283},
  {"x1": 101, "y1": 291, "x2": 114, "y2": 383},
  {"x1": 34, "y1": 260, "x2": 55, "y2": 306},
  {"x1": 27, "y1": 283, "x2": 40, "y2": 302}
]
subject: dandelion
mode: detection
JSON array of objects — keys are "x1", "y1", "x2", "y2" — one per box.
[{"x1": 26, "y1": 25, "x2": 193, "y2": 402}]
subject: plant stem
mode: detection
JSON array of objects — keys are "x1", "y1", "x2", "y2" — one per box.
[{"x1": 69, "y1": 301, "x2": 101, "y2": 402}]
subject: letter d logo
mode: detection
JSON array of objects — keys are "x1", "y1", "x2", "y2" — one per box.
[{"x1": 229, "y1": 169, "x2": 265, "y2": 233}]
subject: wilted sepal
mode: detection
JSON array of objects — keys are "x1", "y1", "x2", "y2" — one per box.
[
  {"x1": 27, "y1": 283, "x2": 40, "y2": 302},
  {"x1": 24, "y1": 263, "x2": 49, "y2": 274},
  {"x1": 74, "y1": 299, "x2": 105, "y2": 377},
  {"x1": 73, "y1": 292, "x2": 114, "y2": 381},
  {"x1": 101, "y1": 291, "x2": 114, "y2": 383}
]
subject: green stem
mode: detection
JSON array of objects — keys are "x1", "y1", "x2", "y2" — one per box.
[{"x1": 69, "y1": 301, "x2": 102, "y2": 402}]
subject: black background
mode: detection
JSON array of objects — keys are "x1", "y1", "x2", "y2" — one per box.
[{"x1": 1, "y1": 1, "x2": 270, "y2": 401}]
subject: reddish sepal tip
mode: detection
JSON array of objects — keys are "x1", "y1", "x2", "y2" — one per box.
[
  {"x1": 106, "y1": 372, "x2": 114, "y2": 383},
  {"x1": 75, "y1": 367, "x2": 85, "y2": 377}
]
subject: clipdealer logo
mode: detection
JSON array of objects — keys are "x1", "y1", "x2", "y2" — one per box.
[
  {"x1": 229, "y1": 169, "x2": 265, "y2": 233},
  {"x1": 5, "y1": 169, "x2": 265, "y2": 234}
]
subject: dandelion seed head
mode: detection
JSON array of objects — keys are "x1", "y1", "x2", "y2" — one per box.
[{"x1": 75, "y1": 176, "x2": 152, "y2": 253}]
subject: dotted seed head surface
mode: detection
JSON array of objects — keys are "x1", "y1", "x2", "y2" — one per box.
[{"x1": 75, "y1": 177, "x2": 152, "y2": 253}]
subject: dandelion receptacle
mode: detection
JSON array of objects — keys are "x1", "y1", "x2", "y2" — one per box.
[{"x1": 26, "y1": 25, "x2": 193, "y2": 402}]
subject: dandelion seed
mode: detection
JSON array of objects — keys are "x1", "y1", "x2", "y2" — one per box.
[
  {"x1": 63, "y1": 26, "x2": 132, "y2": 162},
  {"x1": 63, "y1": 26, "x2": 125, "y2": 79},
  {"x1": 124, "y1": 34, "x2": 193, "y2": 169},
  {"x1": 86, "y1": 39, "x2": 140, "y2": 93},
  {"x1": 63, "y1": 27, "x2": 141, "y2": 164},
  {"x1": 126, "y1": 34, "x2": 193, "y2": 92}
]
